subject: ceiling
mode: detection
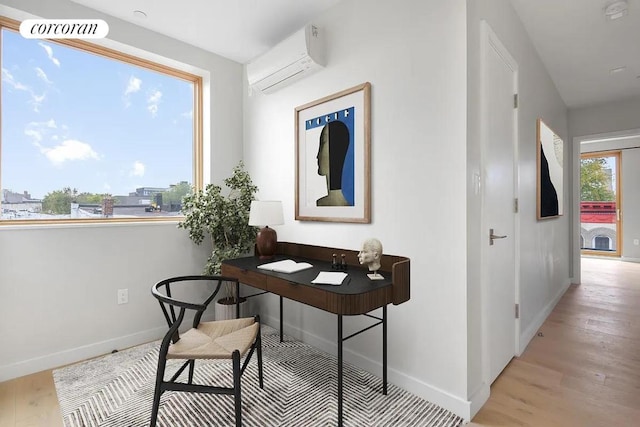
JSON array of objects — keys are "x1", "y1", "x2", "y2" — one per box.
[
  {"x1": 510, "y1": 0, "x2": 640, "y2": 109},
  {"x1": 69, "y1": 0, "x2": 343, "y2": 64},
  {"x1": 69, "y1": 0, "x2": 640, "y2": 109}
]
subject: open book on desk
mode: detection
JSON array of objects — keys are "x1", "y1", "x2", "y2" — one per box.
[{"x1": 257, "y1": 259, "x2": 313, "y2": 274}]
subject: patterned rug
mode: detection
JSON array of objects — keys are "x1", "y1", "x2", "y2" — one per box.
[{"x1": 54, "y1": 326, "x2": 464, "y2": 427}]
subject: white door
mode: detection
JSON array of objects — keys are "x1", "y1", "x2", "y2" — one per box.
[{"x1": 481, "y1": 22, "x2": 518, "y2": 383}]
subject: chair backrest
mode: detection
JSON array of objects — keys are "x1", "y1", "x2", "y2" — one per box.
[{"x1": 151, "y1": 275, "x2": 239, "y2": 343}]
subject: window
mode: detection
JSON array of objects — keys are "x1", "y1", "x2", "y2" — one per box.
[
  {"x1": 580, "y1": 151, "x2": 620, "y2": 256},
  {"x1": 0, "y1": 17, "x2": 202, "y2": 223},
  {"x1": 594, "y1": 236, "x2": 611, "y2": 251}
]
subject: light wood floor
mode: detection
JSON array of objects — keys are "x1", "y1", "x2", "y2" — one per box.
[
  {"x1": 1, "y1": 257, "x2": 638, "y2": 427},
  {"x1": 471, "y1": 257, "x2": 640, "y2": 427},
  {"x1": 0, "y1": 368, "x2": 62, "y2": 427}
]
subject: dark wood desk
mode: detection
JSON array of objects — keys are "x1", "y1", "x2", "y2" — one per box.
[{"x1": 221, "y1": 242, "x2": 410, "y2": 426}]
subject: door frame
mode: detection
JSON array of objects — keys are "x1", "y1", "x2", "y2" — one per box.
[
  {"x1": 479, "y1": 21, "x2": 521, "y2": 386},
  {"x1": 572, "y1": 128, "x2": 640, "y2": 283}
]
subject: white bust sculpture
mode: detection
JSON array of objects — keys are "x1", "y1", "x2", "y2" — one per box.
[{"x1": 358, "y1": 238, "x2": 384, "y2": 280}]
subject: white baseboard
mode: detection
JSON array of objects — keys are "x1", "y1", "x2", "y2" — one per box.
[
  {"x1": 519, "y1": 278, "x2": 571, "y2": 354},
  {"x1": 261, "y1": 314, "x2": 473, "y2": 421},
  {"x1": 0, "y1": 311, "x2": 214, "y2": 382},
  {"x1": 621, "y1": 256, "x2": 640, "y2": 263},
  {"x1": 468, "y1": 382, "x2": 490, "y2": 419},
  {"x1": 0, "y1": 313, "x2": 215, "y2": 383},
  {"x1": 0, "y1": 326, "x2": 165, "y2": 383}
]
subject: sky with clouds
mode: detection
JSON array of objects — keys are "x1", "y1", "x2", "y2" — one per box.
[{"x1": 1, "y1": 28, "x2": 194, "y2": 199}]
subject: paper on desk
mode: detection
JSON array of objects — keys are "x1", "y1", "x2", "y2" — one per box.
[{"x1": 311, "y1": 271, "x2": 348, "y2": 285}]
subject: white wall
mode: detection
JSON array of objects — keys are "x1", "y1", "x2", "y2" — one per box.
[
  {"x1": 0, "y1": 0, "x2": 244, "y2": 381},
  {"x1": 467, "y1": 0, "x2": 571, "y2": 411},
  {"x1": 244, "y1": 0, "x2": 470, "y2": 418},
  {"x1": 569, "y1": 97, "x2": 640, "y2": 138},
  {"x1": 0, "y1": 223, "x2": 210, "y2": 379},
  {"x1": 622, "y1": 148, "x2": 640, "y2": 261}
]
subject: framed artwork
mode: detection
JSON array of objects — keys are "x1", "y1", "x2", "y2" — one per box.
[
  {"x1": 537, "y1": 118, "x2": 564, "y2": 219},
  {"x1": 295, "y1": 82, "x2": 371, "y2": 223}
]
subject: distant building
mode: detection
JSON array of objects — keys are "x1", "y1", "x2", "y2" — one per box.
[
  {"x1": 75, "y1": 203, "x2": 181, "y2": 218},
  {"x1": 129, "y1": 187, "x2": 168, "y2": 197},
  {"x1": 1, "y1": 189, "x2": 42, "y2": 218},
  {"x1": 1, "y1": 187, "x2": 183, "y2": 220},
  {"x1": 115, "y1": 195, "x2": 152, "y2": 205},
  {"x1": 580, "y1": 201, "x2": 616, "y2": 251}
]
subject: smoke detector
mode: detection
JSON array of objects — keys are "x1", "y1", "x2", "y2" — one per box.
[{"x1": 605, "y1": 1, "x2": 628, "y2": 20}]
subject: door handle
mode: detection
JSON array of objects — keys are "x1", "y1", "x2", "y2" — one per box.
[{"x1": 489, "y1": 228, "x2": 507, "y2": 245}]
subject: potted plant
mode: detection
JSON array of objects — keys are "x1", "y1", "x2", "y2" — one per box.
[{"x1": 178, "y1": 161, "x2": 258, "y2": 319}]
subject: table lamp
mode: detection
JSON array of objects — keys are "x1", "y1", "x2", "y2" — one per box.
[{"x1": 248, "y1": 200, "x2": 284, "y2": 259}]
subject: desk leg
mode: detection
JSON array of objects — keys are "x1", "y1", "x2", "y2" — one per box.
[
  {"x1": 337, "y1": 314, "x2": 343, "y2": 427},
  {"x1": 235, "y1": 281, "x2": 240, "y2": 319},
  {"x1": 383, "y1": 305, "x2": 388, "y2": 395},
  {"x1": 279, "y1": 296, "x2": 284, "y2": 342}
]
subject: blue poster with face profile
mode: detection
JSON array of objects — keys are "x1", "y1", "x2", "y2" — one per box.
[{"x1": 305, "y1": 107, "x2": 355, "y2": 206}]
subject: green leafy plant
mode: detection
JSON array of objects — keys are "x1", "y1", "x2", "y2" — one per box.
[
  {"x1": 179, "y1": 161, "x2": 258, "y2": 302},
  {"x1": 580, "y1": 157, "x2": 615, "y2": 202}
]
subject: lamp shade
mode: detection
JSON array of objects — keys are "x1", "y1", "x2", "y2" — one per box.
[{"x1": 248, "y1": 201, "x2": 284, "y2": 226}]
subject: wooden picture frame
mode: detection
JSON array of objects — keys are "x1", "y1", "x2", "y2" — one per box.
[
  {"x1": 295, "y1": 82, "x2": 371, "y2": 223},
  {"x1": 537, "y1": 118, "x2": 564, "y2": 219}
]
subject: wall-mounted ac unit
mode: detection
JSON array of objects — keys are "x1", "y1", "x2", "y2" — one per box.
[{"x1": 247, "y1": 24, "x2": 325, "y2": 94}]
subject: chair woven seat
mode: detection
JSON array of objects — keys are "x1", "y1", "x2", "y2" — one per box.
[
  {"x1": 150, "y1": 275, "x2": 264, "y2": 427},
  {"x1": 168, "y1": 319, "x2": 259, "y2": 360}
]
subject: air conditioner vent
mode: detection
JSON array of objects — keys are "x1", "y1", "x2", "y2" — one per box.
[{"x1": 247, "y1": 24, "x2": 325, "y2": 94}]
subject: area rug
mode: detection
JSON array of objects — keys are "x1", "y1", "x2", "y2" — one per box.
[{"x1": 54, "y1": 325, "x2": 464, "y2": 427}]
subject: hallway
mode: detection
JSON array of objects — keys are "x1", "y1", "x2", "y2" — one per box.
[{"x1": 471, "y1": 257, "x2": 640, "y2": 426}]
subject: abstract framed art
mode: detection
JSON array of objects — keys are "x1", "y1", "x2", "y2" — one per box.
[
  {"x1": 537, "y1": 118, "x2": 564, "y2": 219},
  {"x1": 295, "y1": 82, "x2": 371, "y2": 223}
]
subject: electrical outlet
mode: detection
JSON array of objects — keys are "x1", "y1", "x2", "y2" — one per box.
[
  {"x1": 117, "y1": 289, "x2": 129, "y2": 305},
  {"x1": 634, "y1": 239, "x2": 640, "y2": 246}
]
